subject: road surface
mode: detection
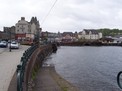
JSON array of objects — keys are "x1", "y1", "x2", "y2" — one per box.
[
  {"x1": 0, "y1": 48, "x2": 7, "y2": 54},
  {"x1": 0, "y1": 45, "x2": 30, "y2": 91}
]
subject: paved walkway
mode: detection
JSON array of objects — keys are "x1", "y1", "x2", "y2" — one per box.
[
  {"x1": 33, "y1": 65, "x2": 80, "y2": 91},
  {"x1": 0, "y1": 45, "x2": 29, "y2": 91},
  {"x1": 33, "y1": 66, "x2": 62, "y2": 91}
]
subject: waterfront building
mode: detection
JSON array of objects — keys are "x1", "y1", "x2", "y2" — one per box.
[
  {"x1": 99, "y1": 37, "x2": 114, "y2": 44},
  {"x1": 15, "y1": 17, "x2": 41, "y2": 43},
  {"x1": 78, "y1": 29, "x2": 102, "y2": 40},
  {"x1": 61, "y1": 32, "x2": 78, "y2": 43},
  {"x1": 61, "y1": 32, "x2": 74, "y2": 43},
  {"x1": 41, "y1": 31, "x2": 60, "y2": 43}
]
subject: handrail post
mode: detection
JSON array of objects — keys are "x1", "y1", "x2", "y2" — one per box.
[
  {"x1": 17, "y1": 65, "x2": 22, "y2": 91},
  {"x1": 117, "y1": 71, "x2": 122, "y2": 89}
]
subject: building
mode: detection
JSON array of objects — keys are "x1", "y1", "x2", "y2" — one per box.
[
  {"x1": 15, "y1": 17, "x2": 41, "y2": 43},
  {"x1": 78, "y1": 29, "x2": 102, "y2": 40},
  {"x1": 99, "y1": 37, "x2": 114, "y2": 44},
  {"x1": 30, "y1": 17, "x2": 40, "y2": 34},
  {"x1": 3, "y1": 26, "x2": 15, "y2": 40},
  {"x1": 61, "y1": 32, "x2": 78, "y2": 43},
  {"x1": 41, "y1": 31, "x2": 59, "y2": 43},
  {"x1": 0, "y1": 31, "x2": 7, "y2": 40}
]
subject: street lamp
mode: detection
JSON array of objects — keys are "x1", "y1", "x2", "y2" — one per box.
[{"x1": 9, "y1": 30, "x2": 11, "y2": 52}]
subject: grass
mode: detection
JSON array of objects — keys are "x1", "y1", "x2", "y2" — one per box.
[{"x1": 61, "y1": 87, "x2": 68, "y2": 91}]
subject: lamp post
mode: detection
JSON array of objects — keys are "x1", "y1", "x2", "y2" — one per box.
[
  {"x1": 9, "y1": 30, "x2": 11, "y2": 52},
  {"x1": 46, "y1": 31, "x2": 48, "y2": 44}
]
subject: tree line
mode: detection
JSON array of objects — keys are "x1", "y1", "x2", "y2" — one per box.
[{"x1": 98, "y1": 28, "x2": 122, "y2": 36}]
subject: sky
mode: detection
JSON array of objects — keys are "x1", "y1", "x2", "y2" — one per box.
[{"x1": 0, "y1": 0, "x2": 122, "y2": 32}]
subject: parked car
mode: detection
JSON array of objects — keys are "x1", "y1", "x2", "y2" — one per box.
[
  {"x1": 10, "y1": 41, "x2": 19, "y2": 49},
  {"x1": 0, "y1": 41, "x2": 7, "y2": 48}
]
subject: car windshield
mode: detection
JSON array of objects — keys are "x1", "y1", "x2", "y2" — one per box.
[
  {"x1": 1, "y1": 41, "x2": 6, "y2": 43},
  {"x1": 12, "y1": 42, "x2": 17, "y2": 44}
]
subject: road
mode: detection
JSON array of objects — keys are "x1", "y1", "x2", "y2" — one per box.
[
  {"x1": 0, "y1": 48, "x2": 7, "y2": 54},
  {"x1": 0, "y1": 45, "x2": 30, "y2": 91}
]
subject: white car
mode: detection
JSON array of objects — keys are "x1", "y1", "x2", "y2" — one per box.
[{"x1": 10, "y1": 42, "x2": 19, "y2": 49}]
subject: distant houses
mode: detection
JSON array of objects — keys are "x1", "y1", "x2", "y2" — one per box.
[
  {"x1": 0, "y1": 17, "x2": 104, "y2": 43},
  {"x1": 61, "y1": 32, "x2": 74, "y2": 43},
  {"x1": 41, "y1": 31, "x2": 58, "y2": 43},
  {"x1": 78, "y1": 29, "x2": 102, "y2": 40},
  {"x1": 42, "y1": 30, "x2": 103, "y2": 43},
  {"x1": 99, "y1": 36, "x2": 122, "y2": 44},
  {"x1": 1, "y1": 16, "x2": 122, "y2": 46},
  {"x1": 0, "y1": 26, "x2": 104, "y2": 44}
]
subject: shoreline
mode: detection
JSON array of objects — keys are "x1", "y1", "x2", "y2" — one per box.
[{"x1": 60, "y1": 42, "x2": 122, "y2": 46}]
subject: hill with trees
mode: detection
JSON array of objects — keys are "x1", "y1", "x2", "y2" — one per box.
[{"x1": 98, "y1": 28, "x2": 122, "y2": 36}]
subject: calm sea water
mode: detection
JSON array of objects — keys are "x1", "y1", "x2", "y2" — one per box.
[{"x1": 45, "y1": 46, "x2": 122, "y2": 91}]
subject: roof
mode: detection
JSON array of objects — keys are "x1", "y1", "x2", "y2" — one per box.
[
  {"x1": 30, "y1": 17, "x2": 38, "y2": 24},
  {"x1": 62, "y1": 32, "x2": 74, "y2": 37},
  {"x1": 114, "y1": 35, "x2": 122, "y2": 38},
  {"x1": 83, "y1": 29, "x2": 99, "y2": 34}
]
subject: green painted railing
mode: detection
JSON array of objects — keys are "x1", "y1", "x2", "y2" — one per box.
[
  {"x1": 16, "y1": 43, "x2": 58, "y2": 91},
  {"x1": 17, "y1": 45, "x2": 38, "y2": 91},
  {"x1": 117, "y1": 71, "x2": 122, "y2": 89}
]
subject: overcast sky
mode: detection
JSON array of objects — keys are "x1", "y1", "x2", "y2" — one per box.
[{"x1": 0, "y1": 0, "x2": 122, "y2": 32}]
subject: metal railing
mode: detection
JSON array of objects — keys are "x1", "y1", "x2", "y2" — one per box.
[
  {"x1": 117, "y1": 71, "x2": 122, "y2": 89},
  {"x1": 16, "y1": 44, "x2": 54, "y2": 91},
  {"x1": 17, "y1": 45, "x2": 38, "y2": 91}
]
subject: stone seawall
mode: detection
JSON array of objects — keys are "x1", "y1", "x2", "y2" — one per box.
[{"x1": 61, "y1": 42, "x2": 122, "y2": 46}]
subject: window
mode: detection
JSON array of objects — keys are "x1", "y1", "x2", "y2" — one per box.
[{"x1": 22, "y1": 29, "x2": 24, "y2": 32}]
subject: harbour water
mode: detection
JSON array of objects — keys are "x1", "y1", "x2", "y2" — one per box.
[{"x1": 45, "y1": 46, "x2": 122, "y2": 91}]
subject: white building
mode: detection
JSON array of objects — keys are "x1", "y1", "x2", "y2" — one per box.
[
  {"x1": 78, "y1": 29, "x2": 102, "y2": 40},
  {"x1": 15, "y1": 17, "x2": 30, "y2": 34},
  {"x1": 15, "y1": 17, "x2": 41, "y2": 41}
]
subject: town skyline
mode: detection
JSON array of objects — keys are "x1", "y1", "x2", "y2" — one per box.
[{"x1": 1, "y1": 16, "x2": 122, "y2": 33}]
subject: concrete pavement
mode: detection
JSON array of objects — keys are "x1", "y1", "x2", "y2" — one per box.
[
  {"x1": 33, "y1": 65, "x2": 80, "y2": 91},
  {"x1": 0, "y1": 45, "x2": 30, "y2": 91},
  {"x1": 0, "y1": 48, "x2": 7, "y2": 54}
]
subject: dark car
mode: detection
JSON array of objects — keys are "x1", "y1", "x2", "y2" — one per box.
[{"x1": 0, "y1": 41, "x2": 7, "y2": 48}]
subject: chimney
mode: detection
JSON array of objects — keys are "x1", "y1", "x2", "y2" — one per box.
[{"x1": 21, "y1": 17, "x2": 25, "y2": 20}]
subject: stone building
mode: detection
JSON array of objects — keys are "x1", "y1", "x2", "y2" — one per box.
[
  {"x1": 15, "y1": 17, "x2": 30, "y2": 34},
  {"x1": 15, "y1": 17, "x2": 41, "y2": 42}
]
